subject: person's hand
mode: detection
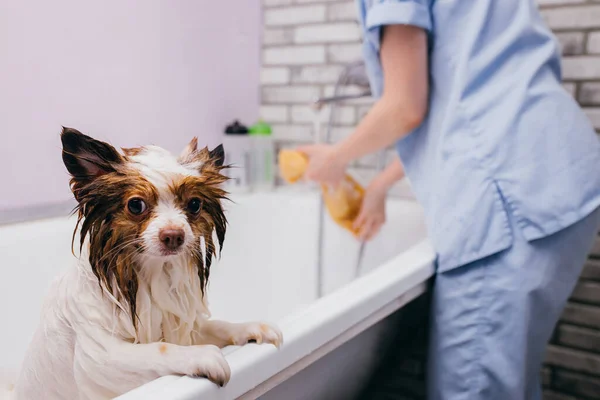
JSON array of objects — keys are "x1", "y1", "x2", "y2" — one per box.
[
  {"x1": 297, "y1": 144, "x2": 348, "y2": 187},
  {"x1": 353, "y1": 180, "x2": 388, "y2": 242}
]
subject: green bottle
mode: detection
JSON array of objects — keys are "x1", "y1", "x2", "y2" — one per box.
[{"x1": 248, "y1": 120, "x2": 274, "y2": 190}]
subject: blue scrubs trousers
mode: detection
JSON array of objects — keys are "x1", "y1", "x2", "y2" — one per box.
[{"x1": 428, "y1": 206, "x2": 600, "y2": 400}]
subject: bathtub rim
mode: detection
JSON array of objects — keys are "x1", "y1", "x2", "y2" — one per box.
[{"x1": 116, "y1": 238, "x2": 435, "y2": 400}]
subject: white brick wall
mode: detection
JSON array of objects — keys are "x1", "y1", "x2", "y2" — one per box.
[
  {"x1": 262, "y1": 85, "x2": 320, "y2": 104},
  {"x1": 260, "y1": 67, "x2": 291, "y2": 85},
  {"x1": 291, "y1": 104, "x2": 356, "y2": 124},
  {"x1": 290, "y1": 65, "x2": 345, "y2": 83},
  {"x1": 541, "y1": 5, "x2": 600, "y2": 29},
  {"x1": 580, "y1": 82, "x2": 600, "y2": 104},
  {"x1": 562, "y1": 56, "x2": 600, "y2": 79},
  {"x1": 270, "y1": 123, "x2": 313, "y2": 141},
  {"x1": 295, "y1": 0, "x2": 339, "y2": 3},
  {"x1": 555, "y1": 32, "x2": 585, "y2": 55},
  {"x1": 295, "y1": 23, "x2": 361, "y2": 43},
  {"x1": 264, "y1": 5, "x2": 326, "y2": 26},
  {"x1": 588, "y1": 32, "x2": 600, "y2": 54},
  {"x1": 263, "y1": 28, "x2": 294, "y2": 46},
  {"x1": 327, "y1": 2, "x2": 358, "y2": 21},
  {"x1": 263, "y1": 45, "x2": 326, "y2": 65},
  {"x1": 538, "y1": 0, "x2": 585, "y2": 4},
  {"x1": 259, "y1": 105, "x2": 288, "y2": 123},
  {"x1": 263, "y1": 0, "x2": 293, "y2": 6},
  {"x1": 327, "y1": 43, "x2": 363, "y2": 63}
]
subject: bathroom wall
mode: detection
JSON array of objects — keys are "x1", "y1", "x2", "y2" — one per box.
[
  {"x1": 0, "y1": 0, "x2": 261, "y2": 211},
  {"x1": 259, "y1": 0, "x2": 600, "y2": 399}
]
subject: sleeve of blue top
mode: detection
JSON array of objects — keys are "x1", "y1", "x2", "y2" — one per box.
[{"x1": 363, "y1": 0, "x2": 432, "y2": 50}]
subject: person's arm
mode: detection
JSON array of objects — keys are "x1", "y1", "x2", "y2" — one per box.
[
  {"x1": 299, "y1": 24, "x2": 428, "y2": 186},
  {"x1": 354, "y1": 156, "x2": 405, "y2": 241},
  {"x1": 370, "y1": 155, "x2": 405, "y2": 192},
  {"x1": 334, "y1": 25, "x2": 428, "y2": 163}
]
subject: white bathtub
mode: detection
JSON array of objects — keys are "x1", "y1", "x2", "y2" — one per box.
[{"x1": 0, "y1": 188, "x2": 434, "y2": 399}]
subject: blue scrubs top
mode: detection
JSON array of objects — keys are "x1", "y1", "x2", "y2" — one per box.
[{"x1": 356, "y1": 0, "x2": 600, "y2": 271}]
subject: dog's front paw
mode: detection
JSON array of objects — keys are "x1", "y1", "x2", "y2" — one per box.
[
  {"x1": 189, "y1": 345, "x2": 231, "y2": 387},
  {"x1": 231, "y1": 322, "x2": 283, "y2": 348}
]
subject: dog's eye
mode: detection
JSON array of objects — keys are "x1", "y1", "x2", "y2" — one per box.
[
  {"x1": 187, "y1": 198, "x2": 202, "y2": 214},
  {"x1": 127, "y1": 198, "x2": 147, "y2": 215}
]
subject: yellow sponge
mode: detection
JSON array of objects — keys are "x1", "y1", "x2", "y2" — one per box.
[
  {"x1": 278, "y1": 149, "x2": 308, "y2": 184},
  {"x1": 278, "y1": 149, "x2": 364, "y2": 236}
]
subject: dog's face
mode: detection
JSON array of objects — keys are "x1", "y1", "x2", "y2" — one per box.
[{"x1": 61, "y1": 127, "x2": 227, "y2": 323}]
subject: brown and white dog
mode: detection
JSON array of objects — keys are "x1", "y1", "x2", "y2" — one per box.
[{"x1": 6, "y1": 128, "x2": 282, "y2": 400}]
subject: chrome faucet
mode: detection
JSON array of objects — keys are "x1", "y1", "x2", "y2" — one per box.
[
  {"x1": 311, "y1": 91, "x2": 372, "y2": 111},
  {"x1": 312, "y1": 61, "x2": 386, "y2": 298}
]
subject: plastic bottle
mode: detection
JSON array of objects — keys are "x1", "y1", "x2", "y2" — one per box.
[
  {"x1": 248, "y1": 120, "x2": 274, "y2": 190},
  {"x1": 222, "y1": 120, "x2": 250, "y2": 193}
]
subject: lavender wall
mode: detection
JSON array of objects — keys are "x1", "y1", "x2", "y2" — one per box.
[{"x1": 0, "y1": 0, "x2": 261, "y2": 210}]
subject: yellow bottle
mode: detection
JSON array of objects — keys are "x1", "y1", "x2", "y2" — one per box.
[{"x1": 278, "y1": 149, "x2": 364, "y2": 237}]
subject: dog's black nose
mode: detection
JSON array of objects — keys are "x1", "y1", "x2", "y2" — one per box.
[{"x1": 159, "y1": 228, "x2": 185, "y2": 250}]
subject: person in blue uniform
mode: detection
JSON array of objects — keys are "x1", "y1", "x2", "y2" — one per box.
[{"x1": 298, "y1": 1, "x2": 600, "y2": 398}]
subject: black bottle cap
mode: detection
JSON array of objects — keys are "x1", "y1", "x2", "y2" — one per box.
[{"x1": 225, "y1": 120, "x2": 249, "y2": 135}]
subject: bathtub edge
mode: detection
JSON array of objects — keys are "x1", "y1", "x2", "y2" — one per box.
[{"x1": 116, "y1": 239, "x2": 435, "y2": 400}]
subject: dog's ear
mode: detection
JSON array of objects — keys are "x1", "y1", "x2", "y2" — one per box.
[
  {"x1": 179, "y1": 137, "x2": 198, "y2": 164},
  {"x1": 209, "y1": 144, "x2": 225, "y2": 168},
  {"x1": 179, "y1": 137, "x2": 225, "y2": 168},
  {"x1": 61, "y1": 127, "x2": 124, "y2": 183}
]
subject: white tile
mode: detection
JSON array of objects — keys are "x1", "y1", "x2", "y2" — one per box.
[
  {"x1": 265, "y1": 5, "x2": 326, "y2": 26},
  {"x1": 541, "y1": 5, "x2": 600, "y2": 29},
  {"x1": 562, "y1": 57, "x2": 600, "y2": 80},
  {"x1": 261, "y1": 68, "x2": 291, "y2": 85},
  {"x1": 290, "y1": 65, "x2": 345, "y2": 84},
  {"x1": 328, "y1": 2, "x2": 358, "y2": 21},
  {"x1": 327, "y1": 43, "x2": 363, "y2": 63},
  {"x1": 260, "y1": 105, "x2": 289, "y2": 123},
  {"x1": 295, "y1": 23, "x2": 361, "y2": 44},
  {"x1": 263, "y1": 46, "x2": 326, "y2": 65},
  {"x1": 262, "y1": 86, "x2": 321, "y2": 104}
]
